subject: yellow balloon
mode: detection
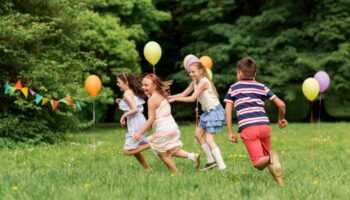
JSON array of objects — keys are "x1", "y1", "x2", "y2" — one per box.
[
  {"x1": 183, "y1": 54, "x2": 194, "y2": 69},
  {"x1": 206, "y1": 68, "x2": 213, "y2": 80},
  {"x1": 302, "y1": 78, "x2": 320, "y2": 101},
  {"x1": 143, "y1": 41, "x2": 162, "y2": 65}
]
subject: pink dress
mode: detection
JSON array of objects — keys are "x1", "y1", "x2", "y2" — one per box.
[{"x1": 148, "y1": 100, "x2": 183, "y2": 155}]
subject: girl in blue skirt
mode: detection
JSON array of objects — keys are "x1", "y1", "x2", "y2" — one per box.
[{"x1": 169, "y1": 62, "x2": 227, "y2": 170}]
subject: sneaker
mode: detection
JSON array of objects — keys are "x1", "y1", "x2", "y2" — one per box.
[
  {"x1": 194, "y1": 154, "x2": 201, "y2": 169},
  {"x1": 201, "y1": 161, "x2": 218, "y2": 171},
  {"x1": 269, "y1": 151, "x2": 282, "y2": 177}
]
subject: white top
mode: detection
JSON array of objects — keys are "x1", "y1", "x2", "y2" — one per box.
[{"x1": 194, "y1": 77, "x2": 220, "y2": 111}]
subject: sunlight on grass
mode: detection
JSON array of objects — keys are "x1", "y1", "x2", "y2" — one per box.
[{"x1": 1, "y1": 123, "x2": 350, "y2": 199}]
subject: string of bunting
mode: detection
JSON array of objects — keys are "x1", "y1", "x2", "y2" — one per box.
[{"x1": 3, "y1": 80, "x2": 82, "y2": 111}]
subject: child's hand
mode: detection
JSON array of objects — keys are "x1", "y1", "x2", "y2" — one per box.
[
  {"x1": 115, "y1": 98, "x2": 122, "y2": 104},
  {"x1": 229, "y1": 133, "x2": 238, "y2": 143},
  {"x1": 168, "y1": 98, "x2": 175, "y2": 103},
  {"x1": 134, "y1": 132, "x2": 142, "y2": 141},
  {"x1": 278, "y1": 119, "x2": 288, "y2": 128},
  {"x1": 120, "y1": 116, "x2": 126, "y2": 127}
]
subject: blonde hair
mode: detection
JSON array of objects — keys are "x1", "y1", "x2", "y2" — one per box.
[
  {"x1": 190, "y1": 62, "x2": 218, "y2": 96},
  {"x1": 143, "y1": 74, "x2": 173, "y2": 98}
]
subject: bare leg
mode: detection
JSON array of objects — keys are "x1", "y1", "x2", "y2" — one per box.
[
  {"x1": 159, "y1": 154, "x2": 179, "y2": 174},
  {"x1": 254, "y1": 156, "x2": 270, "y2": 170},
  {"x1": 134, "y1": 153, "x2": 151, "y2": 171},
  {"x1": 172, "y1": 149, "x2": 189, "y2": 158},
  {"x1": 123, "y1": 144, "x2": 150, "y2": 156},
  {"x1": 195, "y1": 127, "x2": 206, "y2": 144}
]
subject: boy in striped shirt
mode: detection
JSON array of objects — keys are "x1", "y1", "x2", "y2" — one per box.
[{"x1": 224, "y1": 57, "x2": 288, "y2": 185}]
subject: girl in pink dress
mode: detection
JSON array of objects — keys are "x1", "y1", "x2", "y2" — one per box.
[{"x1": 134, "y1": 74, "x2": 200, "y2": 174}]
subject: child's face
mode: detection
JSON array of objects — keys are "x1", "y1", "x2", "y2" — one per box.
[
  {"x1": 189, "y1": 65, "x2": 202, "y2": 81},
  {"x1": 117, "y1": 77, "x2": 128, "y2": 91},
  {"x1": 142, "y1": 77, "x2": 156, "y2": 96}
]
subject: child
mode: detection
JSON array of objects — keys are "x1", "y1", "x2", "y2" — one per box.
[
  {"x1": 169, "y1": 62, "x2": 227, "y2": 170},
  {"x1": 116, "y1": 72, "x2": 150, "y2": 171},
  {"x1": 134, "y1": 74, "x2": 200, "y2": 174},
  {"x1": 224, "y1": 57, "x2": 288, "y2": 185}
]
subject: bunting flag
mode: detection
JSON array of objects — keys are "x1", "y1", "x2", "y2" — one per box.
[
  {"x1": 4, "y1": 83, "x2": 11, "y2": 94},
  {"x1": 77, "y1": 102, "x2": 82, "y2": 111},
  {"x1": 35, "y1": 94, "x2": 43, "y2": 104},
  {"x1": 15, "y1": 80, "x2": 22, "y2": 90},
  {"x1": 59, "y1": 98, "x2": 68, "y2": 105},
  {"x1": 52, "y1": 100, "x2": 59, "y2": 111},
  {"x1": 42, "y1": 97, "x2": 49, "y2": 105},
  {"x1": 21, "y1": 87, "x2": 29, "y2": 98},
  {"x1": 30, "y1": 89, "x2": 36, "y2": 96},
  {"x1": 4, "y1": 80, "x2": 82, "y2": 112}
]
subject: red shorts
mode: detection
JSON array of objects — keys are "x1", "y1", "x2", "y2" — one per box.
[{"x1": 240, "y1": 125, "x2": 271, "y2": 166}]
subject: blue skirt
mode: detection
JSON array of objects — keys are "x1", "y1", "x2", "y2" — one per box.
[{"x1": 199, "y1": 104, "x2": 226, "y2": 133}]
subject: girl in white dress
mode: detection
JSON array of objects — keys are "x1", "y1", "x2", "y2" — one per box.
[{"x1": 116, "y1": 72, "x2": 150, "y2": 171}]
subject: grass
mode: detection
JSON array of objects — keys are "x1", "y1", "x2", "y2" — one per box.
[{"x1": 1, "y1": 123, "x2": 350, "y2": 199}]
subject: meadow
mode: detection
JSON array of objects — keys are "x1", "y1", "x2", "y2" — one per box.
[{"x1": 1, "y1": 123, "x2": 349, "y2": 200}]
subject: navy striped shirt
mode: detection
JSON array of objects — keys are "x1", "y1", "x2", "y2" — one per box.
[{"x1": 224, "y1": 79, "x2": 276, "y2": 132}]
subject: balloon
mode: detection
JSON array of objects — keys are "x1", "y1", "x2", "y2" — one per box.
[
  {"x1": 200, "y1": 56, "x2": 213, "y2": 69},
  {"x1": 302, "y1": 78, "x2": 320, "y2": 101},
  {"x1": 143, "y1": 41, "x2": 162, "y2": 65},
  {"x1": 183, "y1": 54, "x2": 195, "y2": 69},
  {"x1": 206, "y1": 68, "x2": 213, "y2": 80},
  {"x1": 185, "y1": 56, "x2": 199, "y2": 72},
  {"x1": 314, "y1": 71, "x2": 330, "y2": 93},
  {"x1": 85, "y1": 75, "x2": 102, "y2": 97}
]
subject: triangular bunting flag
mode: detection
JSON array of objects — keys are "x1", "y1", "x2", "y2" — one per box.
[
  {"x1": 30, "y1": 89, "x2": 36, "y2": 96},
  {"x1": 15, "y1": 80, "x2": 22, "y2": 90},
  {"x1": 77, "y1": 102, "x2": 82, "y2": 111},
  {"x1": 52, "y1": 100, "x2": 59, "y2": 111},
  {"x1": 21, "y1": 87, "x2": 29, "y2": 98},
  {"x1": 35, "y1": 94, "x2": 43, "y2": 104},
  {"x1": 59, "y1": 98, "x2": 68, "y2": 105},
  {"x1": 42, "y1": 97, "x2": 49, "y2": 105},
  {"x1": 65, "y1": 95, "x2": 72, "y2": 105},
  {"x1": 4, "y1": 84, "x2": 11, "y2": 94}
]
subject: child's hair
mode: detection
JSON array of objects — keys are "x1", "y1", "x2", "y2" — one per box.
[
  {"x1": 143, "y1": 74, "x2": 173, "y2": 98},
  {"x1": 117, "y1": 72, "x2": 146, "y2": 99},
  {"x1": 190, "y1": 62, "x2": 218, "y2": 96},
  {"x1": 237, "y1": 57, "x2": 256, "y2": 78}
]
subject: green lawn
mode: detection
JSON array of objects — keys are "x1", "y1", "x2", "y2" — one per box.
[{"x1": 1, "y1": 123, "x2": 349, "y2": 199}]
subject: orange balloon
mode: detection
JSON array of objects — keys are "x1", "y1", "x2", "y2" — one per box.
[
  {"x1": 199, "y1": 56, "x2": 213, "y2": 69},
  {"x1": 85, "y1": 75, "x2": 102, "y2": 97}
]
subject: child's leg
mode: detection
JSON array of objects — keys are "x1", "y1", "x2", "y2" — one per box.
[
  {"x1": 159, "y1": 154, "x2": 179, "y2": 174},
  {"x1": 123, "y1": 144, "x2": 150, "y2": 156},
  {"x1": 134, "y1": 153, "x2": 151, "y2": 171},
  {"x1": 195, "y1": 127, "x2": 215, "y2": 164},
  {"x1": 173, "y1": 149, "x2": 201, "y2": 169},
  {"x1": 206, "y1": 133, "x2": 226, "y2": 170}
]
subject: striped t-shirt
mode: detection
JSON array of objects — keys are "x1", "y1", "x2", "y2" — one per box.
[{"x1": 224, "y1": 79, "x2": 276, "y2": 132}]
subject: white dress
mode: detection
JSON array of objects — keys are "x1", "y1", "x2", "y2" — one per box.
[{"x1": 119, "y1": 96, "x2": 148, "y2": 150}]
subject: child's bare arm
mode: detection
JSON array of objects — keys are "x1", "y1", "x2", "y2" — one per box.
[
  {"x1": 225, "y1": 103, "x2": 238, "y2": 143},
  {"x1": 134, "y1": 98, "x2": 156, "y2": 140},
  {"x1": 271, "y1": 96, "x2": 288, "y2": 128},
  {"x1": 171, "y1": 81, "x2": 207, "y2": 103}
]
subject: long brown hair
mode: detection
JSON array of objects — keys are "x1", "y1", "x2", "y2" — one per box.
[
  {"x1": 117, "y1": 72, "x2": 146, "y2": 99},
  {"x1": 143, "y1": 74, "x2": 173, "y2": 98},
  {"x1": 190, "y1": 62, "x2": 218, "y2": 96}
]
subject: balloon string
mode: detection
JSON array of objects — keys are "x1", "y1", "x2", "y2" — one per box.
[
  {"x1": 93, "y1": 97, "x2": 96, "y2": 151},
  {"x1": 318, "y1": 93, "x2": 322, "y2": 123},
  {"x1": 195, "y1": 99, "x2": 199, "y2": 127},
  {"x1": 310, "y1": 101, "x2": 313, "y2": 124},
  {"x1": 153, "y1": 65, "x2": 155, "y2": 74}
]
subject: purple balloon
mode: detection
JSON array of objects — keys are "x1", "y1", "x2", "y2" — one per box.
[
  {"x1": 185, "y1": 56, "x2": 199, "y2": 72},
  {"x1": 314, "y1": 71, "x2": 330, "y2": 93}
]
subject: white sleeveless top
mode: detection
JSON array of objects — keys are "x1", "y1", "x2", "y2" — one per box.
[{"x1": 194, "y1": 77, "x2": 220, "y2": 111}]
